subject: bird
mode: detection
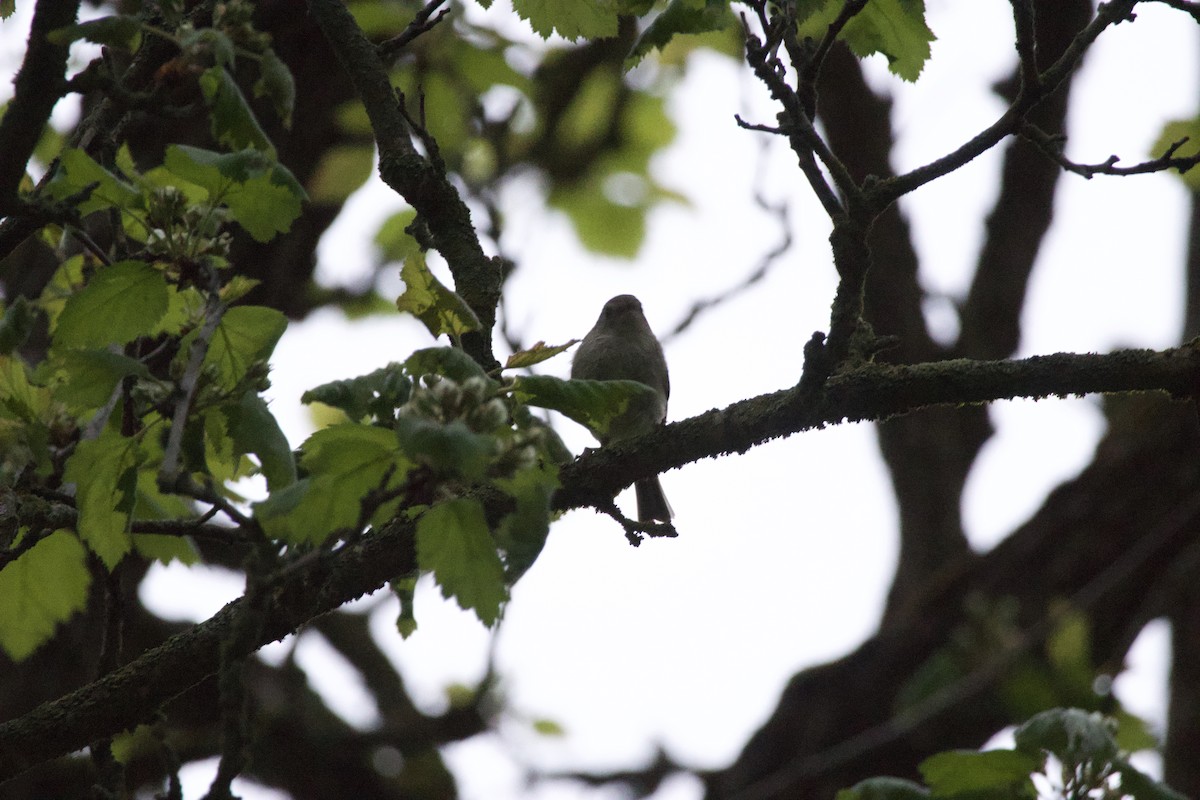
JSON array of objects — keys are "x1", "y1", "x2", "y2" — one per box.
[{"x1": 570, "y1": 294, "x2": 673, "y2": 522}]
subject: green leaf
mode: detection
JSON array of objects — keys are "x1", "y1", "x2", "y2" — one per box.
[
  {"x1": 111, "y1": 724, "x2": 158, "y2": 764},
  {"x1": 48, "y1": 15, "x2": 142, "y2": 49},
  {"x1": 919, "y1": 749, "x2": 1040, "y2": 798},
  {"x1": 63, "y1": 429, "x2": 142, "y2": 568},
  {"x1": 374, "y1": 208, "x2": 421, "y2": 264},
  {"x1": 416, "y1": 498, "x2": 507, "y2": 626},
  {"x1": 180, "y1": 27, "x2": 237, "y2": 68},
  {"x1": 37, "y1": 255, "x2": 85, "y2": 330},
  {"x1": 391, "y1": 575, "x2": 418, "y2": 639},
  {"x1": 0, "y1": 530, "x2": 90, "y2": 660},
  {"x1": 0, "y1": 0, "x2": 15, "y2": 19},
  {"x1": 394, "y1": 416, "x2": 496, "y2": 481},
  {"x1": 404, "y1": 347, "x2": 491, "y2": 384},
  {"x1": 549, "y1": 181, "x2": 647, "y2": 258},
  {"x1": 835, "y1": 777, "x2": 930, "y2": 800},
  {"x1": 511, "y1": 374, "x2": 658, "y2": 441},
  {"x1": 222, "y1": 391, "x2": 298, "y2": 490},
  {"x1": 494, "y1": 461, "x2": 559, "y2": 581},
  {"x1": 53, "y1": 261, "x2": 169, "y2": 349},
  {"x1": 0, "y1": 356, "x2": 54, "y2": 477},
  {"x1": 202, "y1": 305, "x2": 288, "y2": 390},
  {"x1": 0, "y1": 296, "x2": 35, "y2": 355},
  {"x1": 512, "y1": 0, "x2": 621, "y2": 40},
  {"x1": 302, "y1": 363, "x2": 412, "y2": 423},
  {"x1": 1111, "y1": 708, "x2": 1158, "y2": 754},
  {"x1": 1013, "y1": 708, "x2": 1118, "y2": 763},
  {"x1": 255, "y1": 48, "x2": 296, "y2": 127},
  {"x1": 307, "y1": 144, "x2": 375, "y2": 204},
  {"x1": 1152, "y1": 118, "x2": 1200, "y2": 191},
  {"x1": 504, "y1": 339, "x2": 580, "y2": 370},
  {"x1": 132, "y1": 533, "x2": 201, "y2": 565},
  {"x1": 627, "y1": 0, "x2": 735, "y2": 67},
  {"x1": 51, "y1": 349, "x2": 152, "y2": 412},
  {"x1": 797, "y1": 0, "x2": 934, "y2": 82},
  {"x1": 1112, "y1": 757, "x2": 1190, "y2": 800},
  {"x1": 256, "y1": 424, "x2": 408, "y2": 545},
  {"x1": 46, "y1": 148, "x2": 140, "y2": 216},
  {"x1": 199, "y1": 66, "x2": 276, "y2": 155},
  {"x1": 163, "y1": 145, "x2": 306, "y2": 242},
  {"x1": 396, "y1": 252, "x2": 481, "y2": 339},
  {"x1": 532, "y1": 718, "x2": 565, "y2": 736}
]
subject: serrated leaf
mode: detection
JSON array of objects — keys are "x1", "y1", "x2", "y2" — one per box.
[
  {"x1": 627, "y1": 0, "x2": 735, "y2": 67},
  {"x1": 504, "y1": 339, "x2": 580, "y2": 370},
  {"x1": 919, "y1": 749, "x2": 1040, "y2": 797},
  {"x1": 200, "y1": 305, "x2": 288, "y2": 390},
  {"x1": 255, "y1": 424, "x2": 408, "y2": 544},
  {"x1": 512, "y1": 0, "x2": 621, "y2": 39},
  {"x1": 181, "y1": 27, "x2": 237, "y2": 68},
  {"x1": 302, "y1": 363, "x2": 412, "y2": 423},
  {"x1": 494, "y1": 461, "x2": 559, "y2": 581},
  {"x1": 111, "y1": 724, "x2": 158, "y2": 765},
  {"x1": 222, "y1": 391, "x2": 297, "y2": 490},
  {"x1": 396, "y1": 252, "x2": 481, "y2": 339},
  {"x1": 254, "y1": 48, "x2": 295, "y2": 127},
  {"x1": 797, "y1": 0, "x2": 933, "y2": 82},
  {"x1": 51, "y1": 349, "x2": 152, "y2": 412},
  {"x1": 0, "y1": 530, "x2": 90, "y2": 660},
  {"x1": 416, "y1": 498, "x2": 507, "y2": 626},
  {"x1": 199, "y1": 66, "x2": 275, "y2": 155},
  {"x1": 0, "y1": 1, "x2": 15, "y2": 19},
  {"x1": 46, "y1": 148, "x2": 139, "y2": 216},
  {"x1": 395, "y1": 416, "x2": 496, "y2": 481},
  {"x1": 0, "y1": 356, "x2": 54, "y2": 476},
  {"x1": 404, "y1": 346, "x2": 490, "y2": 384},
  {"x1": 511, "y1": 374, "x2": 658, "y2": 441},
  {"x1": 131, "y1": 533, "x2": 200, "y2": 565},
  {"x1": 63, "y1": 429, "x2": 142, "y2": 568},
  {"x1": 835, "y1": 777, "x2": 930, "y2": 800},
  {"x1": 163, "y1": 145, "x2": 306, "y2": 242},
  {"x1": 54, "y1": 261, "x2": 169, "y2": 349},
  {"x1": 48, "y1": 15, "x2": 142, "y2": 49},
  {"x1": 1013, "y1": 708, "x2": 1118, "y2": 763}
]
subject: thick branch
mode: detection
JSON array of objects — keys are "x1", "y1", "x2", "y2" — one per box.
[
  {"x1": 304, "y1": 0, "x2": 501, "y2": 371},
  {"x1": 3, "y1": 345, "x2": 1199, "y2": 778},
  {"x1": 0, "y1": 0, "x2": 81, "y2": 211}
]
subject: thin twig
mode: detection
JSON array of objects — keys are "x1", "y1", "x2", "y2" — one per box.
[
  {"x1": 1010, "y1": 0, "x2": 1041, "y2": 93},
  {"x1": 1149, "y1": 0, "x2": 1200, "y2": 20},
  {"x1": 1022, "y1": 126, "x2": 1200, "y2": 179},
  {"x1": 801, "y1": 0, "x2": 869, "y2": 84},
  {"x1": 158, "y1": 269, "x2": 225, "y2": 490},
  {"x1": 377, "y1": 0, "x2": 450, "y2": 62},
  {"x1": 874, "y1": 0, "x2": 1139, "y2": 208}
]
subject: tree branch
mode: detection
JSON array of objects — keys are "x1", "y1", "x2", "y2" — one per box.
[
  {"x1": 304, "y1": 0, "x2": 501, "y2": 371},
  {"x1": 873, "y1": 0, "x2": 1138, "y2": 209},
  {"x1": 4, "y1": 344, "x2": 1200, "y2": 779},
  {"x1": 0, "y1": 0, "x2": 81, "y2": 212}
]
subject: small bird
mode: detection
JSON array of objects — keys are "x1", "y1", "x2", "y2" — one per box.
[{"x1": 571, "y1": 295, "x2": 673, "y2": 522}]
